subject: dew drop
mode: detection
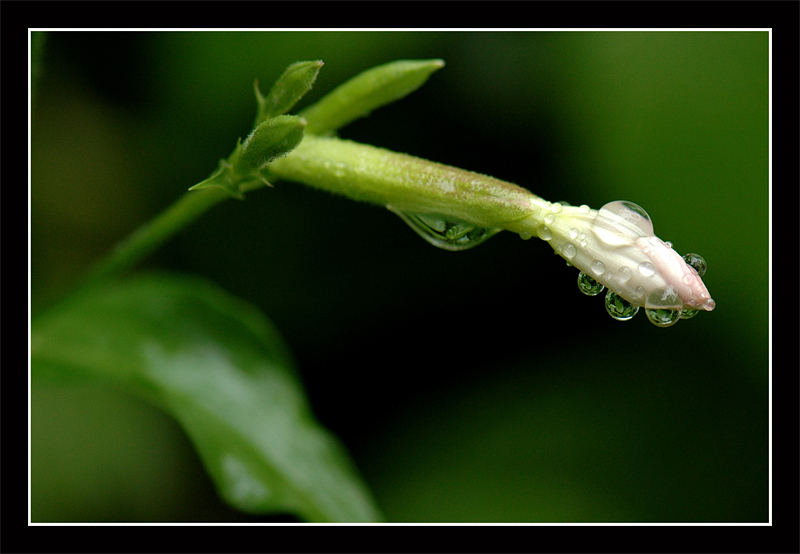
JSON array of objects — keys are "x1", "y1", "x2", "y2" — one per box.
[
  {"x1": 590, "y1": 260, "x2": 606, "y2": 276},
  {"x1": 617, "y1": 266, "x2": 633, "y2": 283},
  {"x1": 645, "y1": 308, "x2": 681, "y2": 327},
  {"x1": 519, "y1": 231, "x2": 533, "y2": 240},
  {"x1": 538, "y1": 225, "x2": 553, "y2": 241},
  {"x1": 569, "y1": 228, "x2": 579, "y2": 240},
  {"x1": 638, "y1": 261, "x2": 656, "y2": 277},
  {"x1": 592, "y1": 200, "x2": 654, "y2": 246},
  {"x1": 544, "y1": 214, "x2": 555, "y2": 225},
  {"x1": 680, "y1": 308, "x2": 699, "y2": 320},
  {"x1": 390, "y1": 209, "x2": 500, "y2": 251},
  {"x1": 562, "y1": 243, "x2": 577, "y2": 259},
  {"x1": 577, "y1": 272, "x2": 605, "y2": 296},
  {"x1": 645, "y1": 287, "x2": 682, "y2": 311},
  {"x1": 579, "y1": 204, "x2": 591, "y2": 213},
  {"x1": 605, "y1": 291, "x2": 640, "y2": 321},
  {"x1": 551, "y1": 202, "x2": 563, "y2": 214},
  {"x1": 682, "y1": 252, "x2": 707, "y2": 276}
]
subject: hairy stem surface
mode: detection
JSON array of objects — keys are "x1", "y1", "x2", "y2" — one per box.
[{"x1": 269, "y1": 134, "x2": 549, "y2": 234}]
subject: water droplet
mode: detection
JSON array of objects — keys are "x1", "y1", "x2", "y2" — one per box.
[
  {"x1": 665, "y1": 241, "x2": 672, "y2": 248},
  {"x1": 538, "y1": 225, "x2": 552, "y2": 241},
  {"x1": 680, "y1": 308, "x2": 699, "y2": 320},
  {"x1": 569, "y1": 228, "x2": 579, "y2": 240},
  {"x1": 638, "y1": 261, "x2": 656, "y2": 277},
  {"x1": 544, "y1": 214, "x2": 555, "y2": 225},
  {"x1": 633, "y1": 286, "x2": 645, "y2": 300},
  {"x1": 390, "y1": 209, "x2": 500, "y2": 251},
  {"x1": 579, "y1": 204, "x2": 590, "y2": 213},
  {"x1": 645, "y1": 308, "x2": 681, "y2": 327},
  {"x1": 605, "y1": 291, "x2": 640, "y2": 321},
  {"x1": 519, "y1": 231, "x2": 533, "y2": 240},
  {"x1": 577, "y1": 272, "x2": 605, "y2": 296},
  {"x1": 562, "y1": 243, "x2": 577, "y2": 259},
  {"x1": 590, "y1": 260, "x2": 606, "y2": 276},
  {"x1": 645, "y1": 287, "x2": 682, "y2": 310},
  {"x1": 592, "y1": 200, "x2": 654, "y2": 246},
  {"x1": 682, "y1": 252, "x2": 707, "y2": 276},
  {"x1": 617, "y1": 266, "x2": 633, "y2": 283},
  {"x1": 551, "y1": 202, "x2": 563, "y2": 214},
  {"x1": 703, "y1": 297, "x2": 716, "y2": 311}
]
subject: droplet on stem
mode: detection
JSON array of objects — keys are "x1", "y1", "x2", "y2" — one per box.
[{"x1": 390, "y1": 209, "x2": 500, "y2": 251}]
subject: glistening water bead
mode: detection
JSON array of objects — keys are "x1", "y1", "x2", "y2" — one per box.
[
  {"x1": 645, "y1": 307, "x2": 681, "y2": 327},
  {"x1": 682, "y1": 252, "x2": 707, "y2": 276},
  {"x1": 577, "y1": 272, "x2": 605, "y2": 296},
  {"x1": 387, "y1": 193, "x2": 713, "y2": 328},
  {"x1": 604, "y1": 291, "x2": 639, "y2": 321},
  {"x1": 679, "y1": 253, "x2": 708, "y2": 319},
  {"x1": 680, "y1": 308, "x2": 699, "y2": 320},
  {"x1": 389, "y1": 209, "x2": 500, "y2": 251}
]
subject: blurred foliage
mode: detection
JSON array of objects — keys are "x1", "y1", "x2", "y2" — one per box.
[
  {"x1": 32, "y1": 274, "x2": 381, "y2": 522},
  {"x1": 30, "y1": 31, "x2": 768, "y2": 522}
]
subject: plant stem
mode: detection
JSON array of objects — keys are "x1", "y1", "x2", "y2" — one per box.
[
  {"x1": 82, "y1": 134, "x2": 550, "y2": 288},
  {"x1": 80, "y1": 187, "x2": 230, "y2": 288},
  {"x1": 268, "y1": 134, "x2": 550, "y2": 234}
]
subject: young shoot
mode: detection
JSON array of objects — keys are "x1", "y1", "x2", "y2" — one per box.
[
  {"x1": 262, "y1": 60, "x2": 716, "y2": 327},
  {"x1": 87, "y1": 58, "x2": 715, "y2": 328}
]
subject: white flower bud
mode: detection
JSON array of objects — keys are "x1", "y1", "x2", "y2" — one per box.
[{"x1": 543, "y1": 200, "x2": 715, "y2": 312}]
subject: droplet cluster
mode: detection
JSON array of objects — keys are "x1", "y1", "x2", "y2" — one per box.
[
  {"x1": 568, "y1": 200, "x2": 712, "y2": 327},
  {"x1": 573, "y1": 250, "x2": 710, "y2": 326}
]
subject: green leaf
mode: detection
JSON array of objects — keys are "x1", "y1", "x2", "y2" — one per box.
[
  {"x1": 188, "y1": 158, "x2": 245, "y2": 199},
  {"x1": 31, "y1": 273, "x2": 383, "y2": 522},
  {"x1": 255, "y1": 60, "x2": 324, "y2": 125},
  {"x1": 300, "y1": 59, "x2": 445, "y2": 135}
]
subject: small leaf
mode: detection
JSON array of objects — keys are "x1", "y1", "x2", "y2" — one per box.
[
  {"x1": 239, "y1": 115, "x2": 306, "y2": 171},
  {"x1": 255, "y1": 60, "x2": 324, "y2": 125},
  {"x1": 31, "y1": 273, "x2": 383, "y2": 522},
  {"x1": 188, "y1": 158, "x2": 244, "y2": 199},
  {"x1": 300, "y1": 59, "x2": 445, "y2": 135}
]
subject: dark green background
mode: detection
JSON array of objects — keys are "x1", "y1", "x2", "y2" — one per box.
[{"x1": 31, "y1": 31, "x2": 768, "y2": 522}]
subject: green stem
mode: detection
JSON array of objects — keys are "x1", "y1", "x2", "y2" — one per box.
[
  {"x1": 80, "y1": 187, "x2": 230, "y2": 288},
  {"x1": 268, "y1": 134, "x2": 549, "y2": 234},
  {"x1": 82, "y1": 134, "x2": 549, "y2": 288}
]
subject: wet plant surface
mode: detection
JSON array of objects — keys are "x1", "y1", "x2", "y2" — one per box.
[{"x1": 30, "y1": 30, "x2": 769, "y2": 524}]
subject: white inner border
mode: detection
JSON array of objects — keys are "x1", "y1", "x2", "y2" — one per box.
[{"x1": 27, "y1": 27, "x2": 773, "y2": 527}]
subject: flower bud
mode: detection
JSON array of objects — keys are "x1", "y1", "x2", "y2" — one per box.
[{"x1": 239, "y1": 115, "x2": 306, "y2": 171}]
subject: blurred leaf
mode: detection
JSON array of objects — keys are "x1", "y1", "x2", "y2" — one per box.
[
  {"x1": 300, "y1": 58, "x2": 445, "y2": 135},
  {"x1": 30, "y1": 273, "x2": 382, "y2": 522}
]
